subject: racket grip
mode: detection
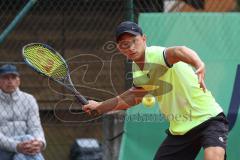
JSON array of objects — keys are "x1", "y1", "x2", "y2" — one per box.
[{"x1": 75, "y1": 94, "x2": 89, "y2": 105}]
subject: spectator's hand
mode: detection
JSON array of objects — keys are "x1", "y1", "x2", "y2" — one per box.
[
  {"x1": 27, "y1": 140, "x2": 43, "y2": 154},
  {"x1": 195, "y1": 62, "x2": 206, "y2": 92},
  {"x1": 17, "y1": 141, "x2": 32, "y2": 155},
  {"x1": 82, "y1": 100, "x2": 102, "y2": 114},
  {"x1": 17, "y1": 140, "x2": 43, "y2": 155}
]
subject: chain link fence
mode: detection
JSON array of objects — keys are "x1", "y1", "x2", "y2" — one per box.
[{"x1": 0, "y1": 0, "x2": 238, "y2": 160}]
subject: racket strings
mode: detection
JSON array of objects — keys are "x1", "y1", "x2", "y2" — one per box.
[{"x1": 23, "y1": 45, "x2": 68, "y2": 80}]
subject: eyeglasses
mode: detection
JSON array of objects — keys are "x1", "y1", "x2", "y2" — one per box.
[{"x1": 118, "y1": 37, "x2": 139, "y2": 50}]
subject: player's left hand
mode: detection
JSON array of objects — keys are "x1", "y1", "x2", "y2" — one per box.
[{"x1": 195, "y1": 62, "x2": 206, "y2": 92}]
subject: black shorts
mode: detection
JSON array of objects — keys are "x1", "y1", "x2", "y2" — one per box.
[{"x1": 154, "y1": 113, "x2": 229, "y2": 160}]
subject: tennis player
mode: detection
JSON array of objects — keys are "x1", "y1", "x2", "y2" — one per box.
[{"x1": 83, "y1": 21, "x2": 228, "y2": 160}]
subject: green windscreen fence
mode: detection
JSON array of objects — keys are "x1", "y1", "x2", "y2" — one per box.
[{"x1": 119, "y1": 13, "x2": 240, "y2": 160}]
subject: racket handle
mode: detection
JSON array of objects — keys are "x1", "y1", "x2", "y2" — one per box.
[{"x1": 75, "y1": 94, "x2": 89, "y2": 105}]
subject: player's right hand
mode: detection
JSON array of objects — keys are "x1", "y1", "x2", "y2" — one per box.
[{"x1": 82, "y1": 100, "x2": 102, "y2": 114}]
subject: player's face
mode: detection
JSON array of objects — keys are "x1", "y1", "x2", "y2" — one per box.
[
  {"x1": 117, "y1": 33, "x2": 146, "y2": 61},
  {"x1": 0, "y1": 74, "x2": 20, "y2": 93}
]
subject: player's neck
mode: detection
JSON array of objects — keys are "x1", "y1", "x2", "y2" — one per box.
[{"x1": 135, "y1": 53, "x2": 145, "y2": 71}]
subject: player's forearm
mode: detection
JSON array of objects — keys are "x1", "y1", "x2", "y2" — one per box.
[
  {"x1": 96, "y1": 87, "x2": 147, "y2": 114},
  {"x1": 95, "y1": 95, "x2": 133, "y2": 114},
  {"x1": 167, "y1": 46, "x2": 204, "y2": 68}
]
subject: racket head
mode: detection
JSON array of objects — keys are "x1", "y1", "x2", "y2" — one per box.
[
  {"x1": 22, "y1": 43, "x2": 68, "y2": 81},
  {"x1": 22, "y1": 43, "x2": 89, "y2": 105}
]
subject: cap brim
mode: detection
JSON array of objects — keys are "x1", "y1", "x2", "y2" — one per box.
[
  {"x1": 0, "y1": 72, "x2": 19, "y2": 76},
  {"x1": 116, "y1": 31, "x2": 141, "y2": 41}
]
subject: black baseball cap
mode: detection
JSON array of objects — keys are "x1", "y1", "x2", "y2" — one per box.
[
  {"x1": 0, "y1": 64, "x2": 19, "y2": 76},
  {"x1": 116, "y1": 21, "x2": 143, "y2": 41}
]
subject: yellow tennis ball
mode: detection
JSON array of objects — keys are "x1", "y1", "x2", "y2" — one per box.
[{"x1": 142, "y1": 94, "x2": 155, "y2": 107}]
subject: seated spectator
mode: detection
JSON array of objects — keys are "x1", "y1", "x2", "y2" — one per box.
[{"x1": 0, "y1": 64, "x2": 46, "y2": 160}]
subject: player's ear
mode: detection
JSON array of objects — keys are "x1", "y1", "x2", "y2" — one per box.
[
  {"x1": 116, "y1": 44, "x2": 121, "y2": 51},
  {"x1": 116, "y1": 42, "x2": 120, "y2": 50},
  {"x1": 116, "y1": 41, "x2": 123, "y2": 52},
  {"x1": 142, "y1": 34, "x2": 146, "y2": 42}
]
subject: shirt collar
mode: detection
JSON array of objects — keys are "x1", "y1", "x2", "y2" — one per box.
[{"x1": 0, "y1": 88, "x2": 20, "y2": 102}]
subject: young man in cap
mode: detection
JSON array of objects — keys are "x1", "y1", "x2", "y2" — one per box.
[
  {"x1": 0, "y1": 64, "x2": 46, "y2": 160},
  {"x1": 83, "y1": 21, "x2": 228, "y2": 160}
]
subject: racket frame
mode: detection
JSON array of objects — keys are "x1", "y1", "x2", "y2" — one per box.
[{"x1": 22, "y1": 43, "x2": 89, "y2": 105}]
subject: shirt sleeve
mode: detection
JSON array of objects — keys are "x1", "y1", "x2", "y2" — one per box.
[
  {"x1": 148, "y1": 46, "x2": 171, "y2": 68},
  {"x1": 0, "y1": 132, "x2": 20, "y2": 152}
]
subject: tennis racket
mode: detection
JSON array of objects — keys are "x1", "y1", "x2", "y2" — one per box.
[{"x1": 22, "y1": 43, "x2": 89, "y2": 106}]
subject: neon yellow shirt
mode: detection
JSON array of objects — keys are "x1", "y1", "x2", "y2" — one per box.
[{"x1": 132, "y1": 46, "x2": 223, "y2": 135}]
